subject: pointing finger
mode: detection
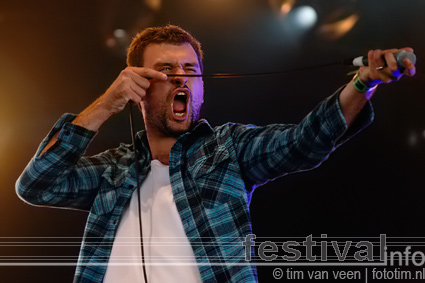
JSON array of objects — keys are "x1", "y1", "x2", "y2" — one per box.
[{"x1": 131, "y1": 67, "x2": 168, "y2": 81}]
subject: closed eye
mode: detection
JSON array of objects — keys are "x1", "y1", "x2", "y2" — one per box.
[
  {"x1": 159, "y1": 66, "x2": 172, "y2": 72},
  {"x1": 185, "y1": 67, "x2": 198, "y2": 73},
  {"x1": 155, "y1": 62, "x2": 200, "y2": 74}
]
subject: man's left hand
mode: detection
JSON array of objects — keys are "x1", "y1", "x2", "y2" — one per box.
[{"x1": 358, "y1": 47, "x2": 416, "y2": 87}]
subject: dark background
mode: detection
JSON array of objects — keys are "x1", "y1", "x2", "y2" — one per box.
[{"x1": 1, "y1": 0, "x2": 424, "y2": 282}]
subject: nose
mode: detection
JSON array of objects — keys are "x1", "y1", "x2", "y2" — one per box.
[{"x1": 172, "y1": 68, "x2": 188, "y2": 87}]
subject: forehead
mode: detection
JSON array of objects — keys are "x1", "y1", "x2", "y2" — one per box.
[{"x1": 142, "y1": 42, "x2": 200, "y2": 68}]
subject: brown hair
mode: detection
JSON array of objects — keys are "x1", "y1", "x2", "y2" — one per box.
[{"x1": 127, "y1": 25, "x2": 203, "y2": 71}]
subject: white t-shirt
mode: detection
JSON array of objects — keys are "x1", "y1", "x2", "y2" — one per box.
[{"x1": 103, "y1": 160, "x2": 202, "y2": 283}]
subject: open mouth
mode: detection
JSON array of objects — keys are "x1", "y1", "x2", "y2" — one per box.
[{"x1": 172, "y1": 90, "x2": 189, "y2": 120}]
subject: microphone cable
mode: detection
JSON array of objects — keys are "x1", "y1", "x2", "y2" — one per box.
[
  {"x1": 166, "y1": 51, "x2": 415, "y2": 79},
  {"x1": 127, "y1": 60, "x2": 349, "y2": 283},
  {"x1": 127, "y1": 54, "x2": 417, "y2": 282},
  {"x1": 165, "y1": 61, "x2": 341, "y2": 79},
  {"x1": 129, "y1": 103, "x2": 149, "y2": 283}
]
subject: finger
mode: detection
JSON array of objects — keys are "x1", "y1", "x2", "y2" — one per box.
[
  {"x1": 382, "y1": 48, "x2": 400, "y2": 54},
  {"x1": 369, "y1": 49, "x2": 385, "y2": 69},
  {"x1": 374, "y1": 50, "x2": 386, "y2": 68},
  {"x1": 369, "y1": 50, "x2": 396, "y2": 83},
  {"x1": 128, "y1": 84, "x2": 147, "y2": 103},
  {"x1": 117, "y1": 68, "x2": 150, "y2": 96},
  {"x1": 126, "y1": 69, "x2": 151, "y2": 89},
  {"x1": 384, "y1": 51, "x2": 399, "y2": 72},
  {"x1": 131, "y1": 67, "x2": 168, "y2": 81},
  {"x1": 400, "y1": 47, "x2": 414, "y2": 53},
  {"x1": 403, "y1": 58, "x2": 416, "y2": 77}
]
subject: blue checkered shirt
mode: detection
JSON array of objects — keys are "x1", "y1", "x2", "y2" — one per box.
[{"x1": 16, "y1": 90, "x2": 373, "y2": 282}]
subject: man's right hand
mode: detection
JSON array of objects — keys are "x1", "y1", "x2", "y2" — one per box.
[
  {"x1": 39, "y1": 67, "x2": 167, "y2": 155},
  {"x1": 73, "y1": 67, "x2": 167, "y2": 131},
  {"x1": 100, "y1": 67, "x2": 168, "y2": 115}
]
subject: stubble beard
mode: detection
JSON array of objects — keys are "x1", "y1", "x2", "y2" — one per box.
[
  {"x1": 143, "y1": 85, "x2": 204, "y2": 138},
  {"x1": 145, "y1": 99, "x2": 201, "y2": 139}
]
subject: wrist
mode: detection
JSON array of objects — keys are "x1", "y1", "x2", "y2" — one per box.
[{"x1": 352, "y1": 72, "x2": 378, "y2": 94}]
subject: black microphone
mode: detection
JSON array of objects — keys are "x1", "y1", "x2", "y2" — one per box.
[{"x1": 342, "y1": 51, "x2": 416, "y2": 69}]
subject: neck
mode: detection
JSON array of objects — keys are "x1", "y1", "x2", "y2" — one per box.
[{"x1": 146, "y1": 133, "x2": 177, "y2": 165}]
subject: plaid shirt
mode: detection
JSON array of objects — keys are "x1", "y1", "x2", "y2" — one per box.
[{"x1": 16, "y1": 90, "x2": 373, "y2": 283}]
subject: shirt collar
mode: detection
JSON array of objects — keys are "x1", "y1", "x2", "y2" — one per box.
[
  {"x1": 135, "y1": 119, "x2": 214, "y2": 144},
  {"x1": 189, "y1": 119, "x2": 214, "y2": 136}
]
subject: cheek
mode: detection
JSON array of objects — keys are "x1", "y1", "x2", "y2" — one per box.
[
  {"x1": 145, "y1": 84, "x2": 171, "y2": 104},
  {"x1": 190, "y1": 81, "x2": 204, "y2": 104},
  {"x1": 191, "y1": 93, "x2": 204, "y2": 109},
  {"x1": 146, "y1": 83, "x2": 161, "y2": 97}
]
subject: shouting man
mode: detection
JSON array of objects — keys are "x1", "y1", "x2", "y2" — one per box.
[{"x1": 16, "y1": 25, "x2": 416, "y2": 282}]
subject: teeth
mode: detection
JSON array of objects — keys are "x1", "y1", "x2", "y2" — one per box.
[
  {"x1": 177, "y1": 92, "x2": 186, "y2": 96},
  {"x1": 175, "y1": 112, "x2": 185, "y2": 117}
]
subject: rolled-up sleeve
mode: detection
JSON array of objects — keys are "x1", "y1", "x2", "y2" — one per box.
[{"x1": 16, "y1": 114, "x2": 105, "y2": 211}]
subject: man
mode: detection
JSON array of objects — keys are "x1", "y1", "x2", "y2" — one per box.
[{"x1": 16, "y1": 25, "x2": 416, "y2": 283}]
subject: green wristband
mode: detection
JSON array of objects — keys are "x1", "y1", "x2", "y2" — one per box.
[{"x1": 353, "y1": 73, "x2": 377, "y2": 93}]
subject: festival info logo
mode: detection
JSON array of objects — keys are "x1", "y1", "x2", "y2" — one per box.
[
  {"x1": 2, "y1": 234, "x2": 425, "y2": 281},
  {"x1": 242, "y1": 234, "x2": 425, "y2": 281}
]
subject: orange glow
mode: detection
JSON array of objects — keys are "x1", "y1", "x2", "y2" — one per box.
[
  {"x1": 145, "y1": 0, "x2": 162, "y2": 11},
  {"x1": 268, "y1": 0, "x2": 295, "y2": 17},
  {"x1": 280, "y1": 2, "x2": 293, "y2": 16},
  {"x1": 319, "y1": 14, "x2": 360, "y2": 40}
]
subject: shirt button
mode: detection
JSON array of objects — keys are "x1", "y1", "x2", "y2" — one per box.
[{"x1": 113, "y1": 219, "x2": 117, "y2": 225}]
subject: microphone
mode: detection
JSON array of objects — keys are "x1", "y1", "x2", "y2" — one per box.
[{"x1": 342, "y1": 51, "x2": 416, "y2": 69}]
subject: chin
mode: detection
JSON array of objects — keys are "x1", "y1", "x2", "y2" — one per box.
[{"x1": 165, "y1": 120, "x2": 192, "y2": 137}]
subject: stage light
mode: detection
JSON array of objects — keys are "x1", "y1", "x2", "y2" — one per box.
[
  {"x1": 106, "y1": 29, "x2": 130, "y2": 56},
  {"x1": 113, "y1": 29, "x2": 126, "y2": 39},
  {"x1": 144, "y1": 0, "x2": 162, "y2": 11},
  {"x1": 269, "y1": 1, "x2": 360, "y2": 40},
  {"x1": 292, "y1": 5, "x2": 317, "y2": 29},
  {"x1": 269, "y1": 0, "x2": 295, "y2": 17},
  {"x1": 408, "y1": 131, "x2": 418, "y2": 147},
  {"x1": 319, "y1": 14, "x2": 359, "y2": 40},
  {"x1": 281, "y1": 3, "x2": 292, "y2": 15}
]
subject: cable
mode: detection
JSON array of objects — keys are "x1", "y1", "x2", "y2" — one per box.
[
  {"x1": 165, "y1": 61, "x2": 341, "y2": 78},
  {"x1": 129, "y1": 103, "x2": 149, "y2": 283},
  {"x1": 127, "y1": 61, "x2": 344, "y2": 283}
]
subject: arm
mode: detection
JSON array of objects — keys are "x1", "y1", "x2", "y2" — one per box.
[
  {"x1": 232, "y1": 47, "x2": 416, "y2": 187},
  {"x1": 16, "y1": 114, "x2": 103, "y2": 210},
  {"x1": 16, "y1": 67, "x2": 167, "y2": 209},
  {"x1": 39, "y1": 67, "x2": 167, "y2": 155},
  {"x1": 231, "y1": 89, "x2": 373, "y2": 188}
]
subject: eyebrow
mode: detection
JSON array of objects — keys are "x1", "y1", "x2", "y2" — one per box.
[{"x1": 153, "y1": 62, "x2": 200, "y2": 69}]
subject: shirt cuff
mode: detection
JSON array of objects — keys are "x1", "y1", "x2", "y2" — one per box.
[{"x1": 37, "y1": 113, "x2": 97, "y2": 156}]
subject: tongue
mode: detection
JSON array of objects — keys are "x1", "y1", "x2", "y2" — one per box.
[{"x1": 173, "y1": 100, "x2": 186, "y2": 112}]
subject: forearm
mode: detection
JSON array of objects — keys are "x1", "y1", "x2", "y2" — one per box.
[
  {"x1": 40, "y1": 66, "x2": 167, "y2": 155},
  {"x1": 73, "y1": 95, "x2": 115, "y2": 131},
  {"x1": 339, "y1": 78, "x2": 375, "y2": 127}
]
